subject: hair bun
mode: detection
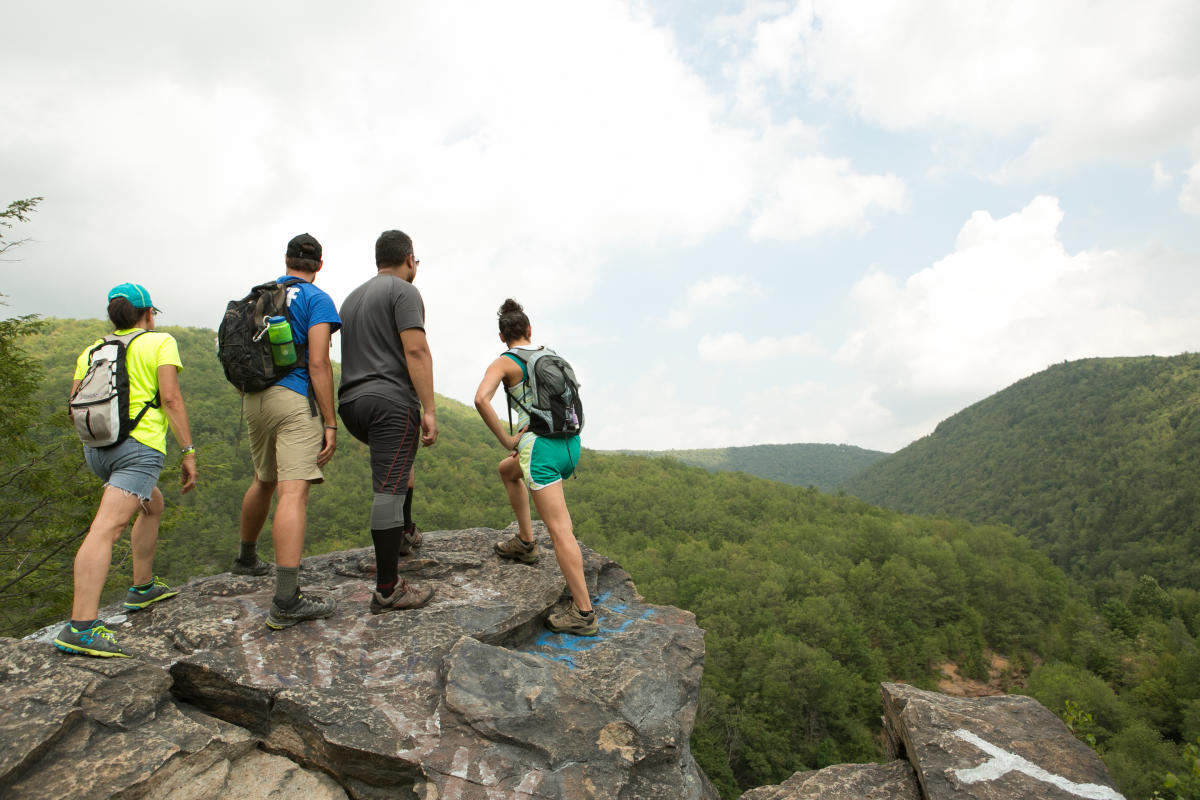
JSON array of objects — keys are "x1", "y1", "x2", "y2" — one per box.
[{"x1": 499, "y1": 298, "x2": 524, "y2": 316}]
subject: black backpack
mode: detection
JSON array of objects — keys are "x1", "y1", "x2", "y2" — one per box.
[
  {"x1": 504, "y1": 347, "x2": 584, "y2": 439},
  {"x1": 217, "y1": 277, "x2": 305, "y2": 393},
  {"x1": 70, "y1": 330, "x2": 160, "y2": 448}
]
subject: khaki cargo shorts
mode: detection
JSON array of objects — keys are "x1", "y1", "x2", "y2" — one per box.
[{"x1": 244, "y1": 385, "x2": 324, "y2": 483}]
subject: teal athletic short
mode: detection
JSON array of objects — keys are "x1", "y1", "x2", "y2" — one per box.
[{"x1": 516, "y1": 432, "x2": 581, "y2": 490}]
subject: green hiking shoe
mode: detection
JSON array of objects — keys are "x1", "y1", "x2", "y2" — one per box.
[
  {"x1": 231, "y1": 555, "x2": 272, "y2": 576},
  {"x1": 123, "y1": 576, "x2": 179, "y2": 610},
  {"x1": 546, "y1": 603, "x2": 598, "y2": 636},
  {"x1": 266, "y1": 591, "x2": 336, "y2": 630},
  {"x1": 494, "y1": 534, "x2": 539, "y2": 564},
  {"x1": 53, "y1": 622, "x2": 131, "y2": 658}
]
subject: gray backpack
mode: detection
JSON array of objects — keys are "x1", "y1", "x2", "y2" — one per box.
[
  {"x1": 504, "y1": 346, "x2": 584, "y2": 439},
  {"x1": 70, "y1": 331, "x2": 159, "y2": 448}
]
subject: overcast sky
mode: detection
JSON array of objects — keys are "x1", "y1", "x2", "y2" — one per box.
[{"x1": 3, "y1": 1, "x2": 1199, "y2": 453}]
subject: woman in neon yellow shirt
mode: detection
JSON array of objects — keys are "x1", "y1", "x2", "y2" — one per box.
[{"x1": 54, "y1": 283, "x2": 198, "y2": 658}]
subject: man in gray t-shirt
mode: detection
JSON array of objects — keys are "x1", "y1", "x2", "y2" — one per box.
[
  {"x1": 339, "y1": 271, "x2": 425, "y2": 409},
  {"x1": 338, "y1": 229, "x2": 437, "y2": 615}
]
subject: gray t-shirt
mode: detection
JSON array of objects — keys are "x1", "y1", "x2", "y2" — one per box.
[{"x1": 338, "y1": 274, "x2": 425, "y2": 409}]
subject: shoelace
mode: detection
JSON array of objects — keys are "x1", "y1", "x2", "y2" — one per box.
[{"x1": 78, "y1": 624, "x2": 118, "y2": 644}]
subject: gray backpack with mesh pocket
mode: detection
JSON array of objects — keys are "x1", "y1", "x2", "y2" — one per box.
[
  {"x1": 70, "y1": 331, "x2": 159, "y2": 448},
  {"x1": 504, "y1": 346, "x2": 584, "y2": 439}
]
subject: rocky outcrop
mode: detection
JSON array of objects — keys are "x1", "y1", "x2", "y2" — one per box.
[
  {"x1": 1, "y1": 524, "x2": 1128, "y2": 800},
  {"x1": 742, "y1": 683, "x2": 1125, "y2": 800},
  {"x1": 4, "y1": 525, "x2": 715, "y2": 800}
]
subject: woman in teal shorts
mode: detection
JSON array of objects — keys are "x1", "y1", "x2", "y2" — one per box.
[{"x1": 473, "y1": 299, "x2": 595, "y2": 636}]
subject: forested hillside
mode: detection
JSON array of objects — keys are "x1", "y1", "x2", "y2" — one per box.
[
  {"x1": 617, "y1": 442, "x2": 888, "y2": 492},
  {"x1": 3, "y1": 321, "x2": 1199, "y2": 798},
  {"x1": 842, "y1": 355, "x2": 1200, "y2": 590}
]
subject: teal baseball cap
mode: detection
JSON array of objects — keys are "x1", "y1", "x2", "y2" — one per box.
[{"x1": 107, "y1": 282, "x2": 161, "y2": 313}]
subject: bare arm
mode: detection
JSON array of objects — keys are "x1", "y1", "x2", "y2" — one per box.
[
  {"x1": 307, "y1": 322, "x2": 337, "y2": 467},
  {"x1": 67, "y1": 379, "x2": 80, "y2": 419},
  {"x1": 400, "y1": 327, "x2": 438, "y2": 446},
  {"x1": 157, "y1": 364, "x2": 197, "y2": 494},
  {"x1": 474, "y1": 357, "x2": 525, "y2": 451}
]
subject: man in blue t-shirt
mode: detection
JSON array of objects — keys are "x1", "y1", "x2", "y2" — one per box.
[{"x1": 232, "y1": 233, "x2": 343, "y2": 631}]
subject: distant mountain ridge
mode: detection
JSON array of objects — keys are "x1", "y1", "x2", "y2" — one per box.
[
  {"x1": 615, "y1": 443, "x2": 889, "y2": 492},
  {"x1": 842, "y1": 354, "x2": 1200, "y2": 588}
]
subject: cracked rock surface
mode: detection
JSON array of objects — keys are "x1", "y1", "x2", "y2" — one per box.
[{"x1": 4, "y1": 525, "x2": 717, "y2": 800}]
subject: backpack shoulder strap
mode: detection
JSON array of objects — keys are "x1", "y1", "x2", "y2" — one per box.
[
  {"x1": 88, "y1": 329, "x2": 143, "y2": 360},
  {"x1": 120, "y1": 330, "x2": 162, "y2": 417},
  {"x1": 502, "y1": 349, "x2": 534, "y2": 434},
  {"x1": 502, "y1": 350, "x2": 529, "y2": 381}
]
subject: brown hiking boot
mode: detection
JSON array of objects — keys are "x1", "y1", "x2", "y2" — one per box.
[
  {"x1": 398, "y1": 524, "x2": 423, "y2": 556},
  {"x1": 494, "y1": 534, "x2": 539, "y2": 564},
  {"x1": 546, "y1": 603, "x2": 598, "y2": 636},
  {"x1": 370, "y1": 579, "x2": 435, "y2": 614}
]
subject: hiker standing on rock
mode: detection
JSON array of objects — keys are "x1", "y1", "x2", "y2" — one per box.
[
  {"x1": 54, "y1": 283, "x2": 198, "y2": 658},
  {"x1": 230, "y1": 233, "x2": 341, "y2": 630},
  {"x1": 338, "y1": 229, "x2": 436, "y2": 614},
  {"x1": 473, "y1": 299, "x2": 596, "y2": 636}
]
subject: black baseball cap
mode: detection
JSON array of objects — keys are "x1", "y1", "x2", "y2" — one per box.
[{"x1": 286, "y1": 233, "x2": 322, "y2": 260}]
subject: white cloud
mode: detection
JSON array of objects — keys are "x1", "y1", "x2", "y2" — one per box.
[
  {"x1": 738, "y1": 381, "x2": 903, "y2": 450},
  {"x1": 748, "y1": 155, "x2": 907, "y2": 239},
  {"x1": 584, "y1": 362, "x2": 898, "y2": 451},
  {"x1": 838, "y1": 195, "x2": 1200, "y2": 398},
  {"x1": 1153, "y1": 161, "x2": 1174, "y2": 190},
  {"x1": 738, "y1": 0, "x2": 1200, "y2": 174},
  {"x1": 1180, "y1": 161, "x2": 1200, "y2": 215},
  {"x1": 0, "y1": 1, "x2": 910, "y2": 334},
  {"x1": 665, "y1": 275, "x2": 764, "y2": 329},
  {"x1": 698, "y1": 331, "x2": 822, "y2": 361}
]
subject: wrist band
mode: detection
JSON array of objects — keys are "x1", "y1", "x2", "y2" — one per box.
[
  {"x1": 324, "y1": 425, "x2": 338, "y2": 431},
  {"x1": 180, "y1": 445, "x2": 196, "y2": 456}
]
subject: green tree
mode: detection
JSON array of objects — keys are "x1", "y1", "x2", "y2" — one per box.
[
  {"x1": 0, "y1": 199, "x2": 101, "y2": 634},
  {"x1": 0, "y1": 197, "x2": 43, "y2": 258}
]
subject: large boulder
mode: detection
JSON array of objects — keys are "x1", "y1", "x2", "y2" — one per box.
[
  {"x1": 5, "y1": 525, "x2": 716, "y2": 800},
  {"x1": 881, "y1": 683, "x2": 1125, "y2": 800},
  {"x1": 740, "y1": 683, "x2": 1127, "y2": 800}
]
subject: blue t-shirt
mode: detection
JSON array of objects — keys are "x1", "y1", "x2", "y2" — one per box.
[{"x1": 274, "y1": 276, "x2": 342, "y2": 397}]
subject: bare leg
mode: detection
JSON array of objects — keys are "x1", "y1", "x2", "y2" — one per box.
[
  {"x1": 128, "y1": 487, "x2": 165, "y2": 586},
  {"x1": 71, "y1": 486, "x2": 144, "y2": 620},
  {"x1": 530, "y1": 482, "x2": 591, "y2": 613},
  {"x1": 271, "y1": 479, "x2": 310, "y2": 568},
  {"x1": 240, "y1": 478, "x2": 277, "y2": 545},
  {"x1": 499, "y1": 454, "x2": 534, "y2": 542}
]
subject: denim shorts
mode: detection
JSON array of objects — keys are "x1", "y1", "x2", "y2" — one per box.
[{"x1": 84, "y1": 437, "x2": 165, "y2": 501}]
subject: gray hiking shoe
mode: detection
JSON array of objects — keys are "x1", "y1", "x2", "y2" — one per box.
[
  {"x1": 494, "y1": 534, "x2": 539, "y2": 564},
  {"x1": 398, "y1": 524, "x2": 423, "y2": 557},
  {"x1": 266, "y1": 591, "x2": 336, "y2": 630},
  {"x1": 370, "y1": 579, "x2": 435, "y2": 614},
  {"x1": 546, "y1": 603, "x2": 598, "y2": 636},
  {"x1": 53, "y1": 622, "x2": 131, "y2": 658},
  {"x1": 231, "y1": 555, "x2": 272, "y2": 576},
  {"x1": 123, "y1": 576, "x2": 179, "y2": 610}
]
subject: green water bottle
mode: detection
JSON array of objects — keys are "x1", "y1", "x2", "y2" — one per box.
[{"x1": 266, "y1": 316, "x2": 297, "y2": 367}]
